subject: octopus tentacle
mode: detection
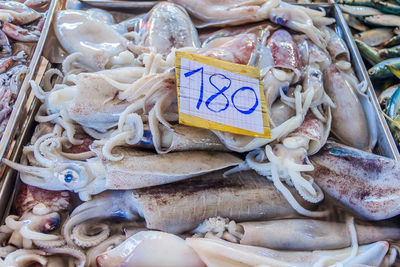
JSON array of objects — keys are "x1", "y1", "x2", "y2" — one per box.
[{"x1": 71, "y1": 222, "x2": 110, "y2": 248}]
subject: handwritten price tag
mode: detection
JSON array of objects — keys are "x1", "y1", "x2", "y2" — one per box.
[{"x1": 175, "y1": 51, "x2": 270, "y2": 138}]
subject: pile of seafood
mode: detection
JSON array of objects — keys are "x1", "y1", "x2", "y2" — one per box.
[
  {"x1": 0, "y1": 0, "x2": 399, "y2": 266},
  {"x1": 0, "y1": 0, "x2": 49, "y2": 139},
  {"x1": 335, "y1": 0, "x2": 400, "y2": 148}
]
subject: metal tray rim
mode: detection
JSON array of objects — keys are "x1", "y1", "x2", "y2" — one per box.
[
  {"x1": 0, "y1": 0, "x2": 60, "y2": 162},
  {"x1": 0, "y1": 2, "x2": 399, "y2": 222}
]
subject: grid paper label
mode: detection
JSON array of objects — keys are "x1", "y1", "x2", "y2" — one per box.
[{"x1": 175, "y1": 51, "x2": 270, "y2": 138}]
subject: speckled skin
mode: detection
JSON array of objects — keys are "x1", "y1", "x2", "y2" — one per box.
[{"x1": 310, "y1": 141, "x2": 400, "y2": 221}]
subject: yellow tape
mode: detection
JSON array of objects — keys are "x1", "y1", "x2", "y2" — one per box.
[{"x1": 175, "y1": 51, "x2": 271, "y2": 139}]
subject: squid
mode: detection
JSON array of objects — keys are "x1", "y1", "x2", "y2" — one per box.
[
  {"x1": 170, "y1": 0, "x2": 280, "y2": 28},
  {"x1": 55, "y1": 10, "x2": 130, "y2": 71},
  {"x1": 310, "y1": 141, "x2": 400, "y2": 221},
  {"x1": 295, "y1": 35, "x2": 331, "y2": 70},
  {"x1": 269, "y1": 2, "x2": 332, "y2": 49},
  {"x1": 324, "y1": 27, "x2": 350, "y2": 63},
  {"x1": 95, "y1": 230, "x2": 390, "y2": 267},
  {"x1": 323, "y1": 64, "x2": 370, "y2": 150},
  {"x1": 96, "y1": 231, "x2": 205, "y2": 267},
  {"x1": 187, "y1": 238, "x2": 389, "y2": 266},
  {"x1": 4, "y1": 141, "x2": 242, "y2": 201},
  {"x1": 61, "y1": 170, "x2": 313, "y2": 247},
  {"x1": 15, "y1": 183, "x2": 71, "y2": 216},
  {"x1": 193, "y1": 217, "x2": 400, "y2": 251},
  {"x1": 228, "y1": 106, "x2": 331, "y2": 217},
  {"x1": 132, "y1": 2, "x2": 201, "y2": 55},
  {"x1": 1, "y1": 204, "x2": 64, "y2": 250},
  {"x1": 263, "y1": 29, "x2": 302, "y2": 121},
  {"x1": 0, "y1": 1, "x2": 41, "y2": 25}
]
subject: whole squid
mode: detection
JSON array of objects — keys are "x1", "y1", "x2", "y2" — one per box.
[
  {"x1": 323, "y1": 64, "x2": 370, "y2": 150},
  {"x1": 236, "y1": 219, "x2": 400, "y2": 250},
  {"x1": 310, "y1": 141, "x2": 400, "y2": 221},
  {"x1": 4, "y1": 145, "x2": 242, "y2": 201},
  {"x1": 62, "y1": 170, "x2": 313, "y2": 247},
  {"x1": 97, "y1": 230, "x2": 390, "y2": 267}
]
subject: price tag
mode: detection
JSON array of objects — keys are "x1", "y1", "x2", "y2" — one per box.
[{"x1": 175, "y1": 51, "x2": 270, "y2": 138}]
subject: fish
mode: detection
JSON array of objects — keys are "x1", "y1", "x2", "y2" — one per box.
[
  {"x1": 368, "y1": 58, "x2": 400, "y2": 79},
  {"x1": 353, "y1": 28, "x2": 393, "y2": 47},
  {"x1": 339, "y1": 4, "x2": 383, "y2": 16}
]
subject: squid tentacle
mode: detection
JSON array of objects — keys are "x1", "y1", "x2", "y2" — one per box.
[{"x1": 71, "y1": 222, "x2": 110, "y2": 248}]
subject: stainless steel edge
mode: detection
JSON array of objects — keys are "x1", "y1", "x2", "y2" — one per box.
[
  {"x1": 78, "y1": 0, "x2": 157, "y2": 9},
  {"x1": 0, "y1": 97, "x2": 41, "y2": 222},
  {"x1": 332, "y1": 4, "x2": 400, "y2": 160},
  {"x1": 1, "y1": 2, "x2": 398, "y2": 221},
  {"x1": 0, "y1": 0, "x2": 60, "y2": 163}
]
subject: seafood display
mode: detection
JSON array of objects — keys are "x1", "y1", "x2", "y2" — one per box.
[
  {"x1": 333, "y1": 0, "x2": 400, "y2": 151},
  {"x1": 0, "y1": 0, "x2": 50, "y2": 142},
  {"x1": 0, "y1": 0, "x2": 398, "y2": 266}
]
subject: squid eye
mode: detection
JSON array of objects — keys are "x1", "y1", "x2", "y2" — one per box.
[{"x1": 58, "y1": 167, "x2": 79, "y2": 185}]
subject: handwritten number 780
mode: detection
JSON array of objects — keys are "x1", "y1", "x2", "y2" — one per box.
[{"x1": 184, "y1": 67, "x2": 258, "y2": 115}]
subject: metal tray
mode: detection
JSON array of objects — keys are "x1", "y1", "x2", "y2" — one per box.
[
  {"x1": 300, "y1": 3, "x2": 400, "y2": 161},
  {"x1": 0, "y1": 0, "x2": 59, "y2": 168},
  {"x1": 0, "y1": 2, "x2": 398, "y2": 222}
]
